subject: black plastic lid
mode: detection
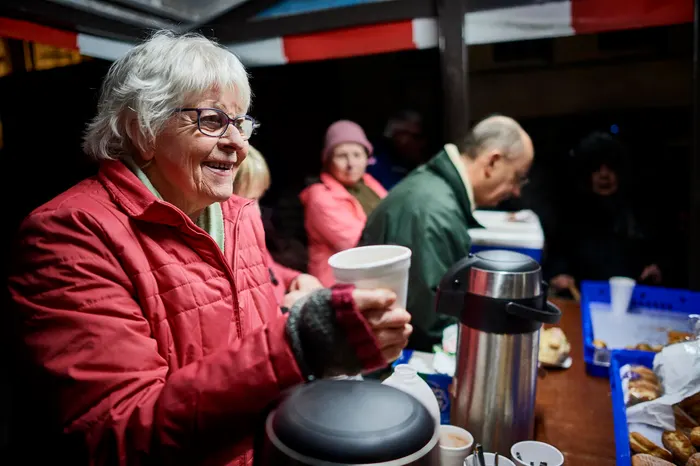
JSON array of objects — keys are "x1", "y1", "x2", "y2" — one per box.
[
  {"x1": 470, "y1": 250, "x2": 540, "y2": 273},
  {"x1": 271, "y1": 380, "x2": 436, "y2": 464}
]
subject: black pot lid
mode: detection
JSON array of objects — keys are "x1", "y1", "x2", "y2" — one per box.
[{"x1": 270, "y1": 380, "x2": 436, "y2": 464}]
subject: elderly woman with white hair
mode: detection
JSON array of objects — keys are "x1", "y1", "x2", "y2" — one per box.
[{"x1": 7, "y1": 31, "x2": 411, "y2": 465}]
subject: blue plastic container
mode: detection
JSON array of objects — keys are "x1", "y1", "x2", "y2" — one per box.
[
  {"x1": 581, "y1": 281, "x2": 700, "y2": 377},
  {"x1": 609, "y1": 350, "x2": 656, "y2": 466}
]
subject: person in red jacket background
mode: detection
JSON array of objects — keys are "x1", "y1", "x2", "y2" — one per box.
[
  {"x1": 7, "y1": 31, "x2": 411, "y2": 466},
  {"x1": 233, "y1": 145, "x2": 322, "y2": 309},
  {"x1": 300, "y1": 120, "x2": 388, "y2": 286}
]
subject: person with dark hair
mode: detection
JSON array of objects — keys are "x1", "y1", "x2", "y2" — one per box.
[
  {"x1": 367, "y1": 110, "x2": 427, "y2": 189},
  {"x1": 362, "y1": 115, "x2": 534, "y2": 351},
  {"x1": 548, "y1": 131, "x2": 662, "y2": 293}
]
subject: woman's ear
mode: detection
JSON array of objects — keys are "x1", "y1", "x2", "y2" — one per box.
[{"x1": 127, "y1": 116, "x2": 154, "y2": 162}]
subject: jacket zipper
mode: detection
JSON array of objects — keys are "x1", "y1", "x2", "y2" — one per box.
[{"x1": 173, "y1": 203, "x2": 248, "y2": 339}]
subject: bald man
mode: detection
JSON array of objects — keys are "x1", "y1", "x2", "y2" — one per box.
[{"x1": 361, "y1": 115, "x2": 534, "y2": 351}]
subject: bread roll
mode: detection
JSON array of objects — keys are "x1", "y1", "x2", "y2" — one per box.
[
  {"x1": 691, "y1": 427, "x2": 700, "y2": 448},
  {"x1": 630, "y1": 432, "x2": 674, "y2": 461},
  {"x1": 661, "y1": 430, "x2": 696, "y2": 464},
  {"x1": 631, "y1": 454, "x2": 675, "y2": 466},
  {"x1": 630, "y1": 366, "x2": 660, "y2": 384},
  {"x1": 686, "y1": 452, "x2": 700, "y2": 466}
]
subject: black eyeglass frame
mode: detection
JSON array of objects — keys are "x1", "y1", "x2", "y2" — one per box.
[{"x1": 176, "y1": 107, "x2": 260, "y2": 139}]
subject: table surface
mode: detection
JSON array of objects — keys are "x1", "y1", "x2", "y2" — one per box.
[{"x1": 535, "y1": 298, "x2": 618, "y2": 466}]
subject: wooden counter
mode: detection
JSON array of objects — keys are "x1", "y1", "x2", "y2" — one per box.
[{"x1": 535, "y1": 298, "x2": 617, "y2": 465}]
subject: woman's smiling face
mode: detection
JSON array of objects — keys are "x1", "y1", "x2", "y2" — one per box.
[{"x1": 140, "y1": 87, "x2": 249, "y2": 218}]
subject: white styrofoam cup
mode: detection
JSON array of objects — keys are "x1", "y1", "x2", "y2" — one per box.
[
  {"x1": 511, "y1": 440, "x2": 564, "y2": 466},
  {"x1": 438, "y1": 425, "x2": 473, "y2": 466},
  {"x1": 328, "y1": 245, "x2": 411, "y2": 308},
  {"x1": 609, "y1": 276, "x2": 636, "y2": 316},
  {"x1": 465, "y1": 452, "x2": 516, "y2": 466}
]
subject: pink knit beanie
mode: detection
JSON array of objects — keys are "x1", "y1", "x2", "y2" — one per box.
[{"x1": 322, "y1": 120, "x2": 374, "y2": 164}]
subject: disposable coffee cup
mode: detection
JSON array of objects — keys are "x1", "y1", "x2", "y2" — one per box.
[
  {"x1": 465, "y1": 452, "x2": 515, "y2": 466},
  {"x1": 609, "y1": 276, "x2": 635, "y2": 317},
  {"x1": 328, "y1": 245, "x2": 411, "y2": 308},
  {"x1": 511, "y1": 440, "x2": 564, "y2": 466},
  {"x1": 438, "y1": 425, "x2": 473, "y2": 466}
]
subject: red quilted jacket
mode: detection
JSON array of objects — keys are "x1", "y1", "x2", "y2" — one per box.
[{"x1": 8, "y1": 160, "x2": 378, "y2": 465}]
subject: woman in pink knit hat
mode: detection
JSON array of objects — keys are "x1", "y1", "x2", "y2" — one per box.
[{"x1": 300, "y1": 120, "x2": 388, "y2": 286}]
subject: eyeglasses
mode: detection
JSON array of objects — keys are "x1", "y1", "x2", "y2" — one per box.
[{"x1": 176, "y1": 108, "x2": 260, "y2": 139}]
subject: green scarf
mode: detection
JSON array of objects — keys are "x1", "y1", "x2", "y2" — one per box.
[
  {"x1": 123, "y1": 158, "x2": 225, "y2": 252},
  {"x1": 345, "y1": 179, "x2": 381, "y2": 216}
]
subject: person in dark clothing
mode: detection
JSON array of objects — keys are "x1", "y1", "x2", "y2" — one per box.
[
  {"x1": 548, "y1": 132, "x2": 662, "y2": 293},
  {"x1": 367, "y1": 110, "x2": 427, "y2": 190}
]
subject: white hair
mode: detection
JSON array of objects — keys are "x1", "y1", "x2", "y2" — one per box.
[
  {"x1": 83, "y1": 30, "x2": 250, "y2": 161},
  {"x1": 459, "y1": 115, "x2": 526, "y2": 160}
]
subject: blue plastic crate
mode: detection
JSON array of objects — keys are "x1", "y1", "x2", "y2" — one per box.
[
  {"x1": 609, "y1": 350, "x2": 656, "y2": 466},
  {"x1": 581, "y1": 281, "x2": 700, "y2": 377}
]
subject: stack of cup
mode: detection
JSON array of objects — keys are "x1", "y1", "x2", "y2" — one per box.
[{"x1": 328, "y1": 245, "x2": 412, "y2": 308}]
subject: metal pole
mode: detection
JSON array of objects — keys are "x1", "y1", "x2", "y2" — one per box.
[
  {"x1": 691, "y1": 0, "x2": 700, "y2": 290},
  {"x1": 436, "y1": 0, "x2": 469, "y2": 143}
]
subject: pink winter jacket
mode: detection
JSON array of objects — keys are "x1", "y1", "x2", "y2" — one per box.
[
  {"x1": 299, "y1": 172, "x2": 387, "y2": 286},
  {"x1": 266, "y1": 249, "x2": 301, "y2": 305},
  {"x1": 7, "y1": 160, "x2": 384, "y2": 465}
]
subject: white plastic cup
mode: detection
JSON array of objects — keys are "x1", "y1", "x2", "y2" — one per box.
[
  {"x1": 438, "y1": 425, "x2": 474, "y2": 466},
  {"x1": 328, "y1": 245, "x2": 412, "y2": 308},
  {"x1": 465, "y1": 452, "x2": 516, "y2": 466},
  {"x1": 609, "y1": 276, "x2": 636, "y2": 316},
  {"x1": 510, "y1": 440, "x2": 564, "y2": 466}
]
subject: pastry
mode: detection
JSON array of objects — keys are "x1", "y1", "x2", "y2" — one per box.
[
  {"x1": 661, "y1": 430, "x2": 696, "y2": 464},
  {"x1": 691, "y1": 427, "x2": 700, "y2": 448},
  {"x1": 593, "y1": 339, "x2": 607, "y2": 349},
  {"x1": 630, "y1": 432, "x2": 674, "y2": 461},
  {"x1": 637, "y1": 343, "x2": 654, "y2": 352},
  {"x1": 631, "y1": 454, "x2": 674, "y2": 466},
  {"x1": 651, "y1": 344, "x2": 664, "y2": 353},
  {"x1": 630, "y1": 366, "x2": 660, "y2": 384},
  {"x1": 687, "y1": 453, "x2": 700, "y2": 466},
  {"x1": 668, "y1": 331, "x2": 694, "y2": 345},
  {"x1": 538, "y1": 327, "x2": 571, "y2": 366},
  {"x1": 627, "y1": 380, "x2": 662, "y2": 405}
]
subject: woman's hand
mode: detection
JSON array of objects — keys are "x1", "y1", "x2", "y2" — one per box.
[
  {"x1": 289, "y1": 274, "x2": 323, "y2": 293},
  {"x1": 550, "y1": 274, "x2": 576, "y2": 291},
  {"x1": 640, "y1": 264, "x2": 662, "y2": 284},
  {"x1": 352, "y1": 289, "x2": 412, "y2": 363},
  {"x1": 282, "y1": 290, "x2": 309, "y2": 309}
]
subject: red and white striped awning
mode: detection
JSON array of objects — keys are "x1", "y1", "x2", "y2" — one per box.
[{"x1": 0, "y1": 0, "x2": 693, "y2": 67}]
